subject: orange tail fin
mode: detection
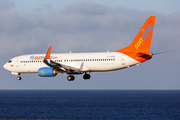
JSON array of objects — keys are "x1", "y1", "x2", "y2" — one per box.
[{"x1": 115, "y1": 16, "x2": 156, "y2": 62}]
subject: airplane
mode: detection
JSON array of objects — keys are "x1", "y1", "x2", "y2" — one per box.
[{"x1": 3, "y1": 16, "x2": 156, "y2": 81}]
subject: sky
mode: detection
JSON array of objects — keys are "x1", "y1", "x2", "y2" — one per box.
[{"x1": 0, "y1": 0, "x2": 180, "y2": 90}]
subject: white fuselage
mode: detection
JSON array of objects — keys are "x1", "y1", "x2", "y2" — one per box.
[{"x1": 3, "y1": 52, "x2": 140, "y2": 74}]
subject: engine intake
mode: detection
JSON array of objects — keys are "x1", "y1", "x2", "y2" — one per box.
[{"x1": 38, "y1": 67, "x2": 57, "y2": 77}]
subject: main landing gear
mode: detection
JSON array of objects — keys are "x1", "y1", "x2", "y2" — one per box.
[
  {"x1": 17, "y1": 73, "x2": 21, "y2": 80},
  {"x1": 83, "y1": 73, "x2": 91, "y2": 80},
  {"x1": 67, "y1": 73, "x2": 91, "y2": 81},
  {"x1": 67, "y1": 75, "x2": 75, "y2": 81}
]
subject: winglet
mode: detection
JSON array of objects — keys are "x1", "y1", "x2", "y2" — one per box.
[{"x1": 44, "y1": 46, "x2": 52, "y2": 61}]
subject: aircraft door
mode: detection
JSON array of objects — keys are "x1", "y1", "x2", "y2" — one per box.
[
  {"x1": 121, "y1": 55, "x2": 125, "y2": 65},
  {"x1": 15, "y1": 59, "x2": 20, "y2": 67}
]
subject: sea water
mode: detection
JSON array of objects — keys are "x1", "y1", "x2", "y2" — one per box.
[{"x1": 0, "y1": 90, "x2": 180, "y2": 120}]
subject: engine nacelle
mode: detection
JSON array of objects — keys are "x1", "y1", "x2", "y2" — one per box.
[{"x1": 38, "y1": 67, "x2": 57, "y2": 77}]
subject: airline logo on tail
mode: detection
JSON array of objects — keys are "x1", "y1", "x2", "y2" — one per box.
[
  {"x1": 115, "y1": 16, "x2": 156, "y2": 62},
  {"x1": 135, "y1": 24, "x2": 154, "y2": 50}
]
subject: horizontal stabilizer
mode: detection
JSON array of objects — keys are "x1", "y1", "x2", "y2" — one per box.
[{"x1": 136, "y1": 52, "x2": 152, "y2": 59}]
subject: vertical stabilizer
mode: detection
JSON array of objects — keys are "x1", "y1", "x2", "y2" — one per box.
[
  {"x1": 115, "y1": 16, "x2": 156, "y2": 62},
  {"x1": 116, "y1": 16, "x2": 156, "y2": 53}
]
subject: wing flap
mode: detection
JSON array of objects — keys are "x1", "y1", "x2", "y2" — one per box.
[
  {"x1": 43, "y1": 46, "x2": 84, "y2": 74},
  {"x1": 50, "y1": 60, "x2": 83, "y2": 74}
]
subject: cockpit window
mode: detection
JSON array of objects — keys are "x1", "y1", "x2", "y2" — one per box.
[{"x1": 8, "y1": 60, "x2": 12, "y2": 63}]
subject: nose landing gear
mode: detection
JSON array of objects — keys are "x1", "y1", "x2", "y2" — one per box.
[{"x1": 17, "y1": 73, "x2": 21, "y2": 80}]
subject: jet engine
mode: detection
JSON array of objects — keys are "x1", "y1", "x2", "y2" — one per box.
[{"x1": 38, "y1": 67, "x2": 57, "y2": 77}]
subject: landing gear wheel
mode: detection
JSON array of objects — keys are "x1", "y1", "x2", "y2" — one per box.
[
  {"x1": 17, "y1": 73, "x2": 21, "y2": 80},
  {"x1": 17, "y1": 77, "x2": 21, "y2": 80},
  {"x1": 67, "y1": 75, "x2": 75, "y2": 81},
  {"x1": 83, "y1": 73, "x2": 90, "y2": 80}
]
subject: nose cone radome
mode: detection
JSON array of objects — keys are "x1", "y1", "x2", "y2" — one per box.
[{"x1": 3, "y1": 63, "x2": 8, "y2": 70}]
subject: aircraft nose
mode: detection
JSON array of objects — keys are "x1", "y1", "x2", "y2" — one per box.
[{"x1": 3, "y1": 63, "x2": 8, "y2": 70}]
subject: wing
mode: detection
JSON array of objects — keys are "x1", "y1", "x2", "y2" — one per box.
[
  {"x1": 43, "y1": 46, "x2": 84, "y2": 74},
  {"x1": 50, "y1": 60, "x2": 84, "y2": 74}
]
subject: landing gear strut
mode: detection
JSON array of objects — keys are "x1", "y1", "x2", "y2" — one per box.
[
  {"x1": 83, "y1": 73, "x2": 91, "y2": 80},
  {"x1": 67, "y1": 75, "x2": 75, "y2": 81},
  {"x1": 17, "y1": 73, "x2": 21, "y2": 80}
]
